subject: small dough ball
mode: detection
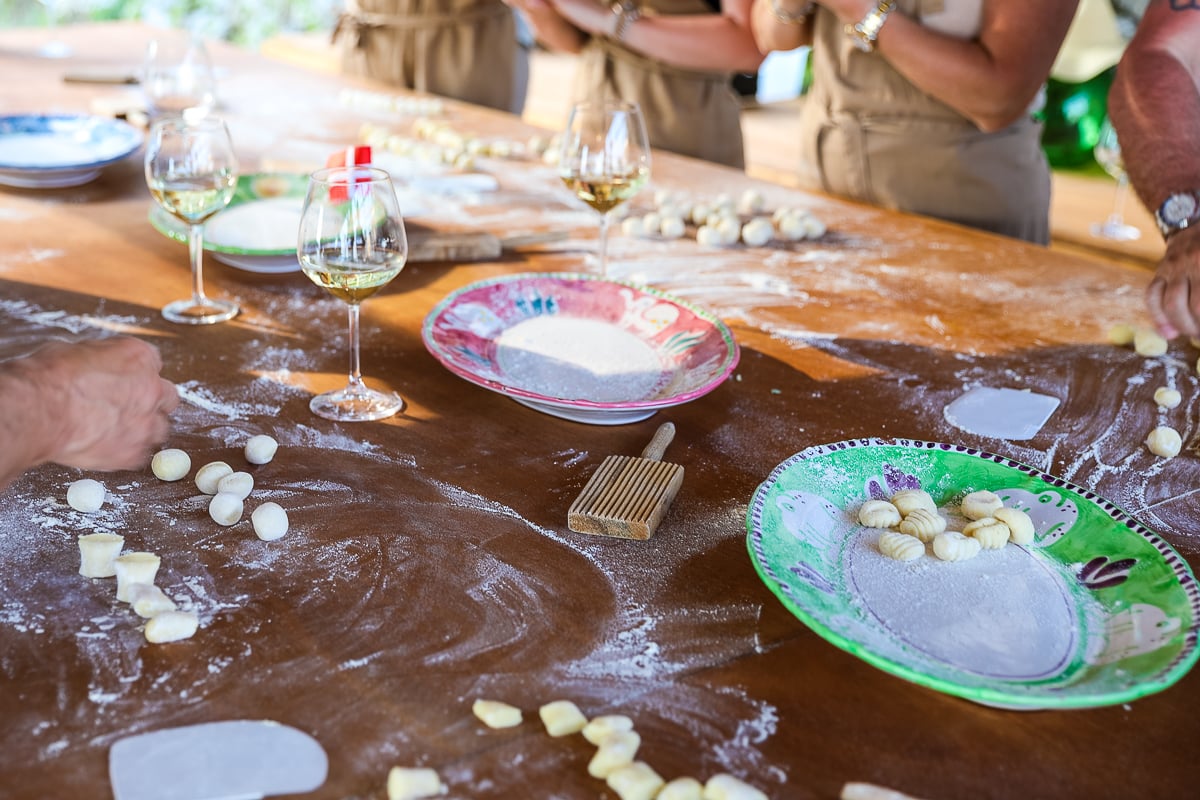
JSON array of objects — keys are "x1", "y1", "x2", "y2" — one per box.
[
  {"x1": 897, "y1": 508, "x2": 946, "y2": 542},
  {"x1": 588, "y1": 730, "x2": 641, "y2": 779},
  {"x1": 660, "y1": 778, "x2": 705, "y2": 800},
  {"x1": 582, "y1": 714, "x2": 635, "y2": 745},
  {"x1": 386, "y1": 767, "x2": 445, "y2": 800},
  {"x1": 244, "y1": 434, "x2": 278, "y2": 465},
  {"x1": 993, "y1": 506, "x2": 1035, "y2": 546},
  {"x1": 66, "y1": 478, "x2": 105, "y2": 513},
  {"x1": 607, "y1": 761, "x2": 665, "y2": 800},
  {"x1": 801, "y1": 213, "x2": 827, "y2": 239},
  {"x1": 78, "y1": 533, "x2": 125, "y2": 578},
  {"x1": 151, "y1": 448, "x2": 191, "y2": 481},
  {"x1": 776, "y1": 212, "x2": 809, "y2": 241},
  {"x1": 114, "y1": 552, "x2": 161, "y2": 602},
  {"x1": 932, "y1": 531, "x2": 981, "y2": 562},
  {"x1": 716, "y1": 216, "x2": 741, "y2": 245},
  {"x1": 209, "y1": 493, "x2": 244, "y2": 526},
  {"x1": 889, "y1": 489, "x2": 936, "y2": 517},
  {"x1": 144, "y1": 610, "x2": 199, "y2": 643},
  {"x1": 195, "y1": 461, "x2": 233, "y2": 495},
  {"x1": 711, "y1": 192, "x2": 735, "y2": 214},
  {"x1": 1107, "y1": 323, "x2": 1137, "y2": 346},
  {"x1": 690, "y1": 203, "x2": 712, "y2": 226},
  {"x1": 660, "y1": 215, "x2": 687, "y2": 239},
  {"x1": 251, "y1": 502, "x2": 290, "y2": 541},
  {"x1": 857, "y1": 500, "x2": 901, "y2": 529},
  {"x1": 1134, "y1": 329, "x2": 1169, "y2": 357},
  {"x1": 472, "y1": 699, "x2": 522, "y2": 729},
  {"x1": 641, "y1": 212, "x2": 662, "y2": 236},
  {"x1": 129, "y1": 583, "x2": 177, "y2": 618},
  {"x1": 539, "y1": 699, "x2": 588, "y2": 737},
  {"x1": 740, "y1": 217, "x2": 774, "y2": 247},
  {"x1": 1154, "y1": 387, "x2": 1182, "y2": 409},
  {"x1": 703, "y1": 773, "x2": 769, "y2": 800},
  {"x1": 737, "y1": 188, "x2": 766, "y2": 215},
  {"x1": 216, "y1": 471, "x2": 254, "y2": 500},
  {"x1": 963, "y1": 517, "x2": 1010, "y2": 549},
  {"x1": 960, "y1": 490, "x2": 1003, "y2": 520},
  {"x1": 621, "y1": 215, "x2": 647, "y2": 238},
  {"x1": 1146, "y1": 425, "x2": 1183, "y2": 458},
  {"x1": 878, "y1": 531, "x2": 925, "y2": 562},
  {"x1": 696, "y1": 225, "x2": 724, "y2": 248}
]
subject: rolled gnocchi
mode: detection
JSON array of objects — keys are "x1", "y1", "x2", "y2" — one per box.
[
  {"x1": 878, "y1": 531, "x2": 925, "y2": 562},
  {"x1": 897, "y1": 508, "x2": 946, "y2": 542},
  {"x1": 857, "y1": 500, "x2": 901, "y2": 529},
  {"x1": 889, "y1": 489, "x2": 936, "y2": 517},
  {"x1": 960, "y1": 490, "x2": 1003, "y2": 520},
  {"x1": 992, "y1": 507, "x2": 1034, "y2": 545},
  {"x1": 932, "y1": 531, "x2": 981, "y2": 562},
  {"x1": 963, "y1": 517, "x2": 1010, "y2": 550}
]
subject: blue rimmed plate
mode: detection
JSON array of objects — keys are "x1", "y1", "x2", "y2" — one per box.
[{"x1": 0, "y1": 114, "x2": 142, "y2": 188}]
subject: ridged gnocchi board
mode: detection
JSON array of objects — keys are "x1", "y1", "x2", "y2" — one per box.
[
  {"x1": 568, "y1": 422, "x2": 685, "y2": 540},
  {"x1": 746, "y1": 438, "x2": 1200, "y2": 709},
  {"x1": 109, "y1": 720, "x2": 327, "y2": 800}
]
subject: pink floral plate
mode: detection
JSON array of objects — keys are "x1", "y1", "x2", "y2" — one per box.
[{"x1": 422, "y1": 273, "x2": 740, "y2": 424}]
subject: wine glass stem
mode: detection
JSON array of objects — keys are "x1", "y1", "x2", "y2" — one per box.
[
  {"x1": 188, "y1": 223, "x2": 209, "y2": 304},
  {"x1": 597, "y1": 211, "x2": 611, "y2": 277},
  {"x1": 1109, "y1": 175, "x2": 1130, "y2": 226},
  {"x1": 346, "y1": 302, "x2": 366, "y2": 395}
]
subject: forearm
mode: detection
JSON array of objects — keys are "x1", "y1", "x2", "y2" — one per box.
[
  {"x1": 751, "y1": 0, "x2": 815, "y2": 53},
  {"x1": 511, "y1": 2, "x2": 589, "y2": 52},
  {"x1": 0, "y1": 363, "x2": 61, "y2": 490}
]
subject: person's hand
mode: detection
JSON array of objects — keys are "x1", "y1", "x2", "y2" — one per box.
[
  {"x1": 1146, "y1": 226, "x2": 1200, "y2": 340},
  {"x1": 503, "y1": 0, "x2": 554, "y2": 12},
  {"x1": 10, "y1": 337, "x2": 178, "y2": 473}
]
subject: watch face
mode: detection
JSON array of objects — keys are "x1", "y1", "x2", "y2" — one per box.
[{"x1": 1163, "y1": 193, "x2": 1199, "y2": 225}]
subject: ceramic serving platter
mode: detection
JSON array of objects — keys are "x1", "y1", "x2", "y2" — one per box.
[
  {"x1": 0, "y1": 114, "x2": 142, "y2": 188},
  {"x1": 422, "y1": 273, "x2": 739, "y2": 425},
  {"x1": 747, "y1": 438, "x2": 1199, "y2": 709}
]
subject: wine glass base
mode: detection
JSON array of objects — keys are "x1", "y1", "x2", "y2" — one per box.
[
  {"x1": 310, "y1": 387, "x2": 404, "y2": 422},
  {"x1": 162, "y1": 298, "x2": 239, "y2": 325},
  {"x1": 1090, "y1": 221, "x2": 1142, "y2": 242}
]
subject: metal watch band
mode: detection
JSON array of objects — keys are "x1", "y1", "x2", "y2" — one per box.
[
  {"x1": 1155, "y1": 191, "x2": 1200, "y2": 240},
  {"x1": 846, "y1": 0, "x2": 897, "y2": 53},
  {"x1": 611, "y1": 0, "x2": 641, "y2": 42}
]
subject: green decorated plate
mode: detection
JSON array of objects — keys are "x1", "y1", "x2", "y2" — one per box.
[{"x1": 746, "y1": 439, "x2": 1199, "y2": 709}]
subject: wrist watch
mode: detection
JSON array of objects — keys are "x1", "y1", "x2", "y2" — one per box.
[
  {"x1": 610, "y1": 0, "x2": 641, "y2": 42},
  {"x1": 846, "y1": 0, "x2": 897, "y2": 53},
  {"x1": 1155, "y1": 191, "x2": 1200, "y2": 240}
]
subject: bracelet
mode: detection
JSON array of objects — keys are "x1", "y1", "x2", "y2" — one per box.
[
  {"x1": 845, "y1": 0, "x2": 897, "y2": 53},
  {"x1": 770, "y1": 0, "x2": 815, "y2": 25},
  {"x1": 611, "y1": 0, "x2": 641, "y2": 42}
]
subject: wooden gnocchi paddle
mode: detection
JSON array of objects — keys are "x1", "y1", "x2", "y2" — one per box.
[{"x1": 567, "y1": 422, "x2": 685, "y2": 540}]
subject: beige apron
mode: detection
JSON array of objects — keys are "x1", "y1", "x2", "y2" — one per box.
[
  {"x1": 571, "y1": 0, "x2": 747, "y2": 169},
  {"x1": 799, "y1": 1, "x2": 1051, "y2": 244},
  {"x1": 333, "y1": 0, "x2": 523, "y2": 113}
]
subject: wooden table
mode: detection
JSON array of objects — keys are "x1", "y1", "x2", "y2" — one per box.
[{"x1": 2, "y1": 23, "x2": 1199, "y2": 800}]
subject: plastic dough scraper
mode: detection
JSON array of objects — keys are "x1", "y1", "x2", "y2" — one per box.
[{"x1": 109, "y1": 720, "x2": 327, "y2": 800}]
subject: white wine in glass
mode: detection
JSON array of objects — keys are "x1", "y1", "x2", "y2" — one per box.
[
  {"x1": 298, "y1": 166, "x2": 408, "y2": 422},
  {"x1": 145, "y1": 116, "x2": 238, "y2": 325},
  {"x1": 559, "y1": 99, "x2": 650, "y2": 276},
  {"x1": 1091, "y1": 118, "x2": 1141, "y2": 242},
  {"x1": 142, "y1": 33, "x2": 217, "y2": 122}
]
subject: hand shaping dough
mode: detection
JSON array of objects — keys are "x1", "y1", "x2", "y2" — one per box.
[
  {"x1": 992, "y1": 507, "x2": 1034, "y2": 545},
  {"x1": 1145, "y1": 426, "x2": 1183, "y2": 458},
  {"x1": 582, "y1": 714, "x2": 635, "y2": 745},
  {"x1": 878, "y1": 531, "x2": 925, "y2": 562},
  {"x1": 588, "y1": 730, "x2": 641, "y2": 779},
  {"x1": 607, "y1": 761, "x2": 665, "y2": 800},
  {"x1": 151, "y1": 448, "x2": 191, "y2": 481},
  {"x1": 897, "y1": 508, "x2": 946, "y2": 542},
  {"x1": 78, "y1": 533, "x2": 124, "y2": 578},
  {"x1": 889, "y1": 489, "x2": 936, "y2": 517},
  {"x1": 114, "y1": 552, "x2": 161, "y2": 602},
  {"x1": 932, "y1": 531, "x2": 981, "y2": 562},
  {"x1": 144, "y1": 610, "x2": 199, "y2": 643},
  {"x1": 386, "y1": 767, "x2": 446, "y2": 800},
  {"x1": 66, "y1": 479, "x2": 105, "y2": 513},
  {"x1": 857, "y1": 500, "x2": 901, "y2": 529},
  {"x1": 538, "y1": 700, "x2": 588, "y2": 737},
  {"x1": 960, "y1": 490, "x2": 1003, "y2": 520},
  {"x1": 195, "y1": 461, "x2": 234, "y2": 495},
  {"x1": 702, "y1": 773, "x2": 769, "y2": 800},
  {"x1": 472, "y1": 699, "x2": 522, "y2": 729}
]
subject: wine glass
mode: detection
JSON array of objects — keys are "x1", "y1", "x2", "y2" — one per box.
[
  {"x1": 144, "y1": 116, "x2": 239, "y2": 325},
  {"x1": 558, "y1": 99, "x2": 650, "y2": 276},
  {"x1": 1090, "y1": 117, "x2": 1141, "y2": 241},
  {"x1": 142, "y1": 33, "x2": 217, "y2": 122},
  {"x1": 298, "y1": 166, "x2": 408, "y2": 422}
]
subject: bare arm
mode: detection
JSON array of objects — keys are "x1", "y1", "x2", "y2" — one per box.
[
  {"x1": 750, "y1": 0, "x2": 815, "y2": 52},
  {"x1": 0, "y1": 338, "x2": 178, "y2": 490},
  {"x1": 505, "y1": 0, "x2": 589, "y2": 52},
  {"x1": 1109, "y1": 0, "x2": 1200, "y2": 339},
  {"x1": 755, "y1": 0, "x2": 1078, "y2": 132}
]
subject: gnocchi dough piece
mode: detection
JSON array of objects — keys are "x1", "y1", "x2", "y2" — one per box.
[
  {"x1": 889, "y1": 489, "x2": 936, "y2": 517},
  {"x1": 660, "y1": 215, "x2": 687, "y2": 239},
  {"x1": 244, "y1": 434, "x2": 278, "y2": 465},
  {"x1": 1146, "y1": 425, "x2": 1183, "y2": 458},
  {"x1": 963, "y1": 517, "x2": 1010, "y2": 549},
  {"x1": 386, "y1": 767, "x2": 446, "y2": 800},
  {"x1": 195, "y1": 461, "x2": 234, "y2": 495},
  {"x1": 144, "y1": 609, "x2": 199, "y2": 643},
  {"x1": 66, "y1": 478, "x2": 106, "y2": 513},
  {"x1": 1134, "y1": 329, "x2": 1169, "y2": 357},
  {"x1": 538, "y1": 700, "x2": 588, "y2": 737},
  {"x1": 716, "y1": 216, "x2": 741, "y2": 245},
  {"x1": 216, "y1": 471, "x2": 254, "y2": 500},
  {"x1": 151, "y1": 448, "x2": 192, "y2": 481},
  {"x1": 776, "y1": 211, "x2": 810, "y2": 241},
  {"x1": 472, "y1": 699, "x2": 522, "y2": 729},
  {"x1": 251, "y1": 502, "x2": 289, "y2": 541},
  {"x1": 1154, "y1": 387, "x2": 1182, "y2": 409},
  {"x1": 78, "y1": 533, "x2": 125, "y2": 578},
  {"x1": 114, "y1": 552, "x2": 161, "y2": 602},
  {"x1": 129, "y1": 583, "x2": 177, "y2": 618},
  {"x1": 690, "y1": 203, "x2": 712, "y2": 226},
  {"x1": 621, "y1": 216, "x2": 647, "y2": 238},
  {"x1": 587, "y1": 730, "x2": 641, "y2": 779},
  {"x1": 737, "y1": 188, "x2": 766, "y2": 215},
  {"x1": 659, "y1": 778, "x2": 705, "y2": 800},
  {"x1": 842, "y1": 782, "x2": 929, "y2": 800},
  {"x1": 932, "y1": 531, "x2": 981, "y2": 562},
  {"x1": 582, "y1": 714, "x2": 635, "y2": 745},
  {"x1": 857, "y1": 500, "x2": 901, "y2": 529},
  {"x1": 878, "y1": 531, "x2": 925, "y2": 562},
  {"x1": 209, "y1": 493, "x2": 244, "y2": 527},
  {"x1": 992, "y1": 506, "x2": 1034, "y2": 545},
  {"x1": 607, "y1": 761, "x2": 665, "y2": 800},
  {"x1": 960, "y1": 490, "x2": 1003, "y2": 520},
  {"x1": 1106, "y1": 323, "x2": 1136, "y2": 346},
  {"x1": 702, "y1": 773, "x2": 768, "y2": 800},
  {"x1": 740, "y1": 217, "x2": 774, "y2": 247},
  {"x1": 696, "y1": 225, "x2": 724, "y2": 248},
  {"x1": 897, "y1": 508, "x2": 946, "y2": 542},
  {"x1": 800, "y1": 214, "x2": 827, "y2": 239}
]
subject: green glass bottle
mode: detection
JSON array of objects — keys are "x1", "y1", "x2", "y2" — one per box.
[{"x1": 1038, "y1": 66, "x2": 1115, "y2": 169}]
